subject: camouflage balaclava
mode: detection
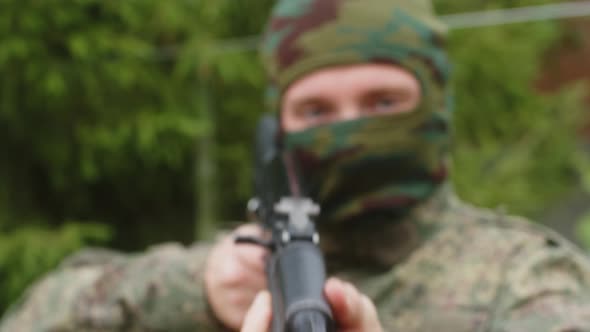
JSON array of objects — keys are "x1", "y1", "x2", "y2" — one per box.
[{"x1": 260, "y1": 0, "x2": 451, "y2": 226}]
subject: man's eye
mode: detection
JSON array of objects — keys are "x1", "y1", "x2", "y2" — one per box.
[
  {"x1": 301, "y1": 105, "x2": 330, "y2": 119},
  {"x1": 372, "y1": 97, "x2": 398, "y2": 113}
]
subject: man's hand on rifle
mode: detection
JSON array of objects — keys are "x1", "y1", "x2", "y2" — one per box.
[
  {"x1": 205, "y1": 224, "x2": 268, "y2": 330},
  {"x1": 241, "y1": 278, "x2": 383, "y2": 332},
  {"x1": 205, "y1": 225, "x2": 383, "y2": 331}
]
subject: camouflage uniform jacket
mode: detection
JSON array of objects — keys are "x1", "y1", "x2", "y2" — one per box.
[{"x1": 2, "y1": 187, "x2": 590, "y2": 331}]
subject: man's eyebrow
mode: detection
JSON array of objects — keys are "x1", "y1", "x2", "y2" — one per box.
[
  {"x1": 361, "y1": 87, "x2": 413, "y2": 98},
  {"x1": 291, "y1": 96, "x2": 329, "y2": 111}
]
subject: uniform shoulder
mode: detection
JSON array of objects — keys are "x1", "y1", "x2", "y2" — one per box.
[
  {"x1": 443, "y1": 194, "x2": 575, "y2": 252},
  {"x1": 58, "y1": 247, "x2": 126, "y2": 268},
  {"x1": 57, "y1": 241, "x2": 213, "y2": 269},
  {"x1": 1, "y1": 241, "x2": 218, "y2": 332},
  {"x1": 381, "y1": 194, "x2": 590, "y2": 323},
  {"x1": 444, "y1": 195, "x2": 590, "y2": 287}
]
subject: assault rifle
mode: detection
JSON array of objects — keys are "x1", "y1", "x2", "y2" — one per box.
[{"x1": 236, "y1": 115, "x2": 335, "y2": 332}]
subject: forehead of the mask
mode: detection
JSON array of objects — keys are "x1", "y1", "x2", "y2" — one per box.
[{"x1": 260, "y1": 0, "x2": 450, "y2": 95}]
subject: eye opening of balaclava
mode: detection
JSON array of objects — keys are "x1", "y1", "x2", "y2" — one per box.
[{"x1": 260, "y1": 0, "x2": 452, "y2": 225}]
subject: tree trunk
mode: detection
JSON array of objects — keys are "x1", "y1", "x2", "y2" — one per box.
[{"x1": 195, "y1": 68, "x2": 217, "y2": 241}]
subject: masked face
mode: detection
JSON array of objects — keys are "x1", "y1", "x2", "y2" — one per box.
[
  {"x1": 282, "y1": 63, "x2": 422, "y2": 131},
  {"x1": 280, "y1": 63, "x2": 449, "y2": 225}
]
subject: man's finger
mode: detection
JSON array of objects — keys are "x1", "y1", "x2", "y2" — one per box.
[
  {"x1": 324, "y1": 278, "x2": 348, "y2": 321},
  {"x1": 325, "y1": 278, "x2": 382, "y2": 331},
  {"x1": 241, "y1": 291, "x2": 272, "y2": 332},
  {"x1": 325, "y1": 278, "x2": 363, "y2": 328}
]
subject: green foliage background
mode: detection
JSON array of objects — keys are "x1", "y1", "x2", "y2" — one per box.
[{"x1": 0, "y1": 0, "x2": 588, "y2": 315}]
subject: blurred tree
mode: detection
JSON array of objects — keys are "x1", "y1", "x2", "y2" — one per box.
[
  {"x1": 0, "y1": 0, "x2": 272, "y2": 246},
  {"x1": 436, "y1": 0, "x2": 589, "y2": 216},
  {"x1": 0, "y1": 0, "x2": 272, "y2": 314}
]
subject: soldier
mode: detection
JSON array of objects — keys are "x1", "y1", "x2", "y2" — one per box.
[{"x1": 3, "y1": 0, "x2": 590, "y2": 331}]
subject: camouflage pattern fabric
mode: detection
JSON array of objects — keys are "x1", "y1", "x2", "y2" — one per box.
[
  {"x1": 261, "y1": 0, "x2": 451, "y2": 224},
  {"x1": 283, "y1": 90, "x2": 449, "y2": 224},
  {"x1": 0, "y1": 243, "x2": 224, "y2": 332},
  {"x1": 3, "y1": 188, "x2": 590, "y2": 331},
  {"x1": 332, "y1": 187, "x2": 590, "y2": 332},
  {"x1": 260, "y1": 0, "x2": 450, "y2": 107}
]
